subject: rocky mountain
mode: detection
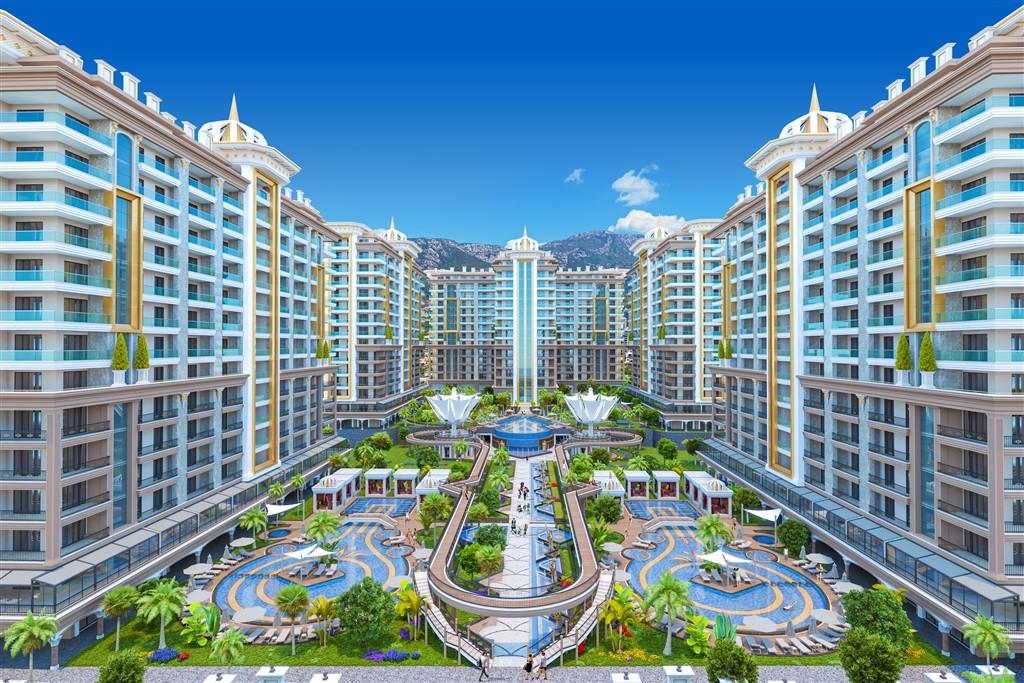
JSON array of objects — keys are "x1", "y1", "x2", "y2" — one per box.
[{"x1": 412, "y1": 230, "x2": 635, "y2": 271}]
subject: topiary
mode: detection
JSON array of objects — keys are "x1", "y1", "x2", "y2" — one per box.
[
  {"x1": 657, "y1": 324, "x2": 666, "y2": 341},
  {"x1": 723, "y1": 339, "x2": 733, "y2": 359},
  {"x1": 895, "y1": 333, "x2": 912, "y2": 371},
  {"x1": 112, "y1": 332, "x2": 129, "y2": 371},
  {"x1": 133, "y1": 334, "x2": 150, "y2": 370},
  {"x1": 919, "y1": 332, "x2": 936, "y2": 372},
  {"x1": 717, "y1": 340, "x2": 725, "y2": 359}
]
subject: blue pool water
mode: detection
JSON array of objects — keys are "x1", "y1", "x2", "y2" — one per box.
[
  {"x1": 267, "y1": 528, "x2": 290, "y2": 539},
  {"x1": 495, "y1": 416, "x2": 553, "y2": 452},
  {"x1": 625, "y1": 499, "x2": 698, "y2": 520},
  {"x1": 754, "y1": 534, "x2": 776, "y2": 544},
  {"x1": 344, "y1": 497, "x2": 416, "y2": 517},
  {"x1": 626, "y1": 526, "x2": 829, "y2": 631}
]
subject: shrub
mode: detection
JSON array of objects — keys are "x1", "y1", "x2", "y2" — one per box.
[
  {"x1": 895, "y1": 333, "x2": 912, "y2": 371},
  {"x1": 133, "y1": 335, "x2": 150, "y2": 370},
  {"x1": 467, "y1": 502, "x2": 489, "y2": 523},
  {"x1": 843, "y1": 586, "x2": 914, "y2": 651},
  {"x1": 323, "y1": 425, "x2": 335, "y2": 436},
  {"x1": 98, "y1": 649, "x2": 145, "y2": 683},
  {"x1": 588, "y1": 494, "x2": 623, "y2": 524},
  {"x1": 112, "y1": 333, "x2": 129, "y2": 371},
  {"x1": 919, "y1": 332, "x2": 936, "y2": 372},
  {"x1": 477, "y1": 487, "x2": 500, "y2": 515},
  {"x1": 449, "y1": 460, "x2": 472, "y2": 482},
  {"x1": 656, "y1": 438, "x2": 678, "y2": 459},
  {"x1": 706, "y1": 638, "x2": 757, "y2": 683},
  {"x1": 459, "y1": 543, "x2": 481, "y2": 575},
  {"x1": 412, "y1": 446, "x2": 440, "y2": 470},
  {"x1": 369, "y1": 431, "x2": 393, "y2": 450},
  {"x1": 730, "y1": 487, "x2": 761, "y2": 517},
  {"x1": 398, "y1": 426, "x2": 411, "y2": 442},
  {"x1": 837, "y1": 627, "x2": 904, "y2": 683},
  {"x1": 336, "y1": 577, "x2": 394, "y2": 644},
  {"x1": 474, "y1": 524, "x2": 507, "y2": 549},
  {"x1": 776, "y1": 519, "x2": 810, "y2": 558},
  {"x1": 716, "y1": 340, "x2": 725, "y2": 359}
]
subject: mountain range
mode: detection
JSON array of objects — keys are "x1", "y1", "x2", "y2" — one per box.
[{"x1": 411, "y1": 230, "x2": 637, "y2": 270}]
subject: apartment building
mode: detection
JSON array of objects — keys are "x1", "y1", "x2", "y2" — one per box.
[
  {"x1": 326, "y1": 220, "x2": 431, "y2": 427},
  {"x1": 0, "y1": 12, "x2": 344, "y2": 638},
  {"x1": 624, "y1": 219, "x2": 721, "y2": 430},
  {"x1": 706, "y1": 9, "x2": 1024, "y2": 651}
]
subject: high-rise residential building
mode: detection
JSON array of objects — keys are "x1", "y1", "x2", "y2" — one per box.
[
  {"x1": 624, "y1": 219, "x2": 722, "y2": 430},
  {"x1": 326, "y1": 220, "x2": 431, "y2": 428},
  {"x1": 0, "y1": 11, "x2": 344, "y2": 640},
  {"x1": 705, "y1": 8, "x2": 1024, "y2": 651}
]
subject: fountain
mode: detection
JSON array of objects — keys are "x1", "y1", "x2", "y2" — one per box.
[
  {"x1": 426, "y1": 387, "x2": 481, "y2": 437},
  {"x1": 564, "y1": 388, "x2": 618, "y2": 438}
]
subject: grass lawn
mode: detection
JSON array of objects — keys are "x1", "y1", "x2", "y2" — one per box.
[
  {"x1": 567, "y1": 625, "x2": 949, "y2": 667},
  {"x1": 606, "y1": 531, "x2": 625, "y2": 544},
  {"x1": 634, "y1": 446, "x2": 705, "y2": 471},
  {"x1": 382, "y1": 445, "x2": 414, "y2": 468},
  {"x1": 280, "y1": 496, "x2": 313, "y2": 521},
  {"x1": 68, "y1": 616, "x2": 466, "y2": 667}
]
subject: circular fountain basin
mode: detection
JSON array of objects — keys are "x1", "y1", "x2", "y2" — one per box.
[{"x1": 495, "y1": 416, "x2": 553, "y2": 454}]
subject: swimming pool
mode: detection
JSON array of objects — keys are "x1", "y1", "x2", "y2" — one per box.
[
  {"x1": 495, "y1": 416, "x2": 553, "y2": 453},
  {"x1": 625, "y1": 499, "x2": 698, "y2": 520},
  {"x1": 754, "y1": 534, "x2": 776, "y2": 544},
  {"x1": 267, "y1": 528, "x2": 290, "y2": 539},
  {"x1": 344, "y1": 497, "x2": 416, "y2": 517}
]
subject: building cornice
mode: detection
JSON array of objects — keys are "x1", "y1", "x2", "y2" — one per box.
[
  {"x1": 797, "y1": 374, "x2": 1024, "y2": 411},
  {"x1": 708, "y1": 193, "x2": 766, "y2": 240},
  {"x1": 0, "y1": 374, "x2": 248, "y2": 409}
]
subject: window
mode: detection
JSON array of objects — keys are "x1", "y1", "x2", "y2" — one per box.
[
  {"x1": 914, "y1": 122, "x2": 932, "y2": 181},
  {"x1": 116, "y1": 133, "x2": 133, "y2": 189}
]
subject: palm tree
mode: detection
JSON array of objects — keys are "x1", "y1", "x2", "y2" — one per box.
[
  {"x1": 695, "y1": 514, "x2": 734, "y2": 551},
  {"x1": 305, "y1": 511, "x2": 341, "y2": 546},
  {"x1": 453, "y1": 439, "x2": 469, "y2": 458},
  {"x1": 210, "y1": 626, "x2": 246, "y2": 672},
  {"x1": 420, "y1": 493, "x2": 452, "y2": 545},
  {"x1": 3, "y1": 610, "x2": 58, "y2": 683},
  {"x1": 491, "y1": 447, "x2": 510, "y2": 469},
  {"x1": 487, "y1": 468, "x2": 511, "y2": 492},
  {"x1": 963, "y1": 615, "x2": 1011, "y2": 674},
  {"x1": 476, "y1": 545, "x2": 504, "y2": 576},
  {"x1": 642, "y1": 573, "x2": 692, "y2": 655},
  {"x1": 589, "y1": 519, "x2": 614, "y2": 556},
  {"x1": 239, "y1": 507, "x2": 269, "y2": 542},
  {"x1": 101, "y1": 584, "x2": 138, "y2": 651},
  {"x1": 599, "y1": 583, "x2": 640, "y2": 652},
  {"x1": 328, "y1": 452, "x2": 347, "y2": 470},
  {"x1": 275, "y1": 584, "x2": 310, "y2": 656},
  {"x1": 353, "y1": 441, "x2": 383, "y2": 470},
  {"x1": 135, "y1": 579, "x2": 186, "y2": 649},
  {"x1": 289, "y1": 474, "x2": 306, "y2": 501},
  {"x1": 307, "y1": 595, "x2": 336, "y2": 647},
  {"x1": 394, "y1": 583, "x2": 425, "y2": 641},
  {"x1": 268, "y1": 482, "x2": 285, "y2": 502}
]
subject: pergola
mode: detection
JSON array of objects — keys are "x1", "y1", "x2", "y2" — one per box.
[
  {"x1": 394, "y1": 468, "x2": 419, "y2": 496},
  {"x1": 364, "y1": 468, "x2": 392, "y2": 496},
  {"x1": 653, "y1": 470, "x2": 680, "y2": 499},
  {"x1": 312, "y1": 468, "x2": 361, "y2": 512}
]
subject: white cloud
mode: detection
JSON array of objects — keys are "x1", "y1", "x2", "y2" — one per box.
[
  {"x1": 606, "y1": 209, "x2": 686, "y2": 234},
  {"x1": 611, "y1": 165, "x2": 659, "y2": 205},
  {"x1": 563, "y1": 168, "x2": 585, "y2": 185}
]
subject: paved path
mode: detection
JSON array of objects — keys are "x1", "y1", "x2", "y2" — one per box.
[{"x1": 0, "y1": 664, "x2": 998, "y2": 682}]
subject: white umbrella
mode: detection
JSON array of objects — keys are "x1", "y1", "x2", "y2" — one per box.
[
  {"x1": 231, "y1": 537, "x2": 255, "y2": 548},
  {"x1": 613, "y1": 569, "x2": 631, "y2": 583},
  {"x1": 823, "y1": 564, "x2": 839, "y2": 580},
  {"x1": 785, "y1": 619, "x2": 795, "y2": 637},
  {"x1": 832, "y1": 580, "x2": 862, "y2": 595},
  {"x1": 186, "y1": 589, "x2": 211, "y2": 604},
  {"x1": 206, "y1": 553, "x2": 214, "y2": 566},
  {"x1": 806, "y1": 553, "x2": 834, "y2": 566},
  {"x1": 183, "y1": 563, "x2": 213, "y2": 576},
  {"x1": 602, "y1": 542, "x2": 624, "y2": 553},
  {"x1": 799, "y1": 546, "x2": 807, "y2": 561},
  {"x1": 742, "y1": 615, "x2": 777, "y2": 633},
  {"x1": 233, "y1": 606, "x2": 267, "y2": 623},
  {"x1": 412, "y1": 548, "x2": 433, "y2": 560},
  {"x1": 698, "y1": 549, "x2": 750, "y2": 566},
  {"x1": 811, "y1": 608, "x2": 843, "y2": 626}
]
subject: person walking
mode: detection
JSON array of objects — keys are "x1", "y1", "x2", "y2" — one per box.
[
  {"x1": 523, "y1": 652, "x2": 534, "y2": 680},
  {"x1": 535, "y1": 650, "x2": 548, "y2": 680},
  {"x1": 477, "y1": 651, "x2": 492, "y2": 680},
  {"x1": 511, "y1": 518, "x2": 517, "y2": 533}
]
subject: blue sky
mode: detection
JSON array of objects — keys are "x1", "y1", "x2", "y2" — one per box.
[{"x1": 10, "y1": 1, "x2": 1017, "y2": 242}]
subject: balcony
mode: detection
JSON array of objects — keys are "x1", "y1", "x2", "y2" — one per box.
[
  {"x1": 138, "y1": 468, "x2": 178, "y2": 489},
  {"x1": 831, "y1": 431, "x2": 859, "y2": 447},
  {"x1": 139, "y1": 440, "x2": 178, "y2": 457},
  {"x1": 0, "y1": 550, "x2": 45, "y2": 561},
  {"x1": 936, "y1": 425, "x2": 986, "y2": 445},
  {"x1": 188, "y1": 177, "x2": 215, "y2": 196},
  {"x1": 868, "y1": 442, "x2": 907, "y2": 461},
  {"x1": 868, "y1": 505, "x2": 909, "y2": 529},
  {"x1": 187, "y1": 428, "x2": 215, "y2": 442},
  {"x1": 61, "y1": 420, "x2": 110, "y2": 438},
  {"x1": 832, "y1": 459, "x2": 860, "y2": 476},
  {"x1": 138, "y1": 408, "x2": 179, "y2": 423},
  {"x1": 868, "y1": 474, "x2": 909, "y2": 496},
  {"x1": 0, "y1": 428, "x2": 46, "y2": 441},
  {"x1": 1005, "y1": 434, "x2": 1024, "y2": 448},
  {"x1": 935, "y1": 222, "x2": 1024, "y2": 249},
  {"x1": 936, "y1": 181, "x2": 1024, "y2": 215},
  {"x1": 62, "y1": 456, "x2": 110, "y2": 477},
  {"x1": 187, "y1": 401, "x2": 215, "y2": 414},
  {"x1": 937, "y1": 307, "x2": 1024, "y2": 324},
  {"x1": 936, "y1": 463, "x2": 987, "y2": 487},
  {"x1": 935, "y1": 95, "x2": 1024, "y2": 139},
  {"x1": 937, "y1": 538, "x2": 988, "y2": 568},
  {"x1": 0, "y1": 270, "x2": 111, "y2": 290},
  {"x1": 0, "y1": 228, "x2": 111, "y2": 254},
  {"x1": 867, "y1": 411, "x2": 907, "y2": 427},
  {"x1": 187, "y1": 482, "x2": 215, "y2": 499},
  {"x1": 937, "y1": 500, "x2": 988, "y2": 528},
  {"x1": 139, "y1": 153, "x2": 179, "y2": 179},
  {"x1": 831, "y1": 402, "x2": 858, "y2": 416},
  {"x1": 0, "y1": 111, "x2": 113, "y2": 147},
  {"x1": 139, "y1": 497, "x2": 178, "y2": 521},
  {"x1": 0, "y1": 507, "x2": 45, "y2": 520},
  {"x1": 61, "y1": 492, "x2": 110, "y2": 516},
  {"x1": 936, "y1": 265, "x2": 1024, "y2": 286},
  {"x1": 61, "y1": 527, "x2": 108, "y2": 555},
  {"x1": 1005, "y1": 478, "x2": 1024, "y2": 491},
  {"x1": 187, "y1": 454, "x2": 215, "y2": 470}
]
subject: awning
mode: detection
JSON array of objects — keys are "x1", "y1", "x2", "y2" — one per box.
[
  {"x1": 36, "y1": 560, "x2": 92, "y2": 586},
  {"x1": 114, "y1": 529, "x2": 158, "y2": 549},
  {"x1": 267, "y1": 502, "x2": 299, "y2": 516},
  {"x1": 0, "y1": 570, "x2": 41, "y2": 586},
  {"x1": 747, "y1": 508, "x2": 782, "y2": 523},
  {"x1": 953, "y1": 573, "x2": 1016, "y2": 602},
  {"x1": 889, "y1": 538, "x2": 931, "y2": 559},
  {"x1": 828, "y1": 506, "x2": 860, "y2": 522},
  {"x1": 77, "y1": 543, "x2": 129, "y2": 566},
  {"x1": 918, "y1": 554, "x2": 969, "y2": 578}
]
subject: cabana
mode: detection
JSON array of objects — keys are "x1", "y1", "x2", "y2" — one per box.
[
  {"x1": 415, "y1": 469, "x2": 452, "y2": 506},
  {"x1": 653, "y1": 470, "x2": 680, "y2": 499},
  {"x1": 394, "y1": 468, "x2": 419, "y2": 496},
  {"x1": 365, "y1": 468, "x2": 392, "y2": 496},
  {"x1": 312, "y1": 468, "x2": 361, "y2": 512},
  {"x1": 593, "y1": 470, "x2": 625, "y2": 508},
  {"x1": 684, "y1": 470, "x2": 733, "y2": 515},
  {"x1": 624, "y1": 470, "x2": 649, "y2": 499}
]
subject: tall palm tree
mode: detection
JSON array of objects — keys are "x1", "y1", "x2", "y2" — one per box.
[
  {"x1": 963, "y1": 615, "x2": 1011, "y2": 673},
  {"x1": 307, "y1": 595, "x2": 336, "y2": 647},
  {"x1": 289, "y1": 474, "x2": 306, "y2": 502},
  {"x1": 420, "y1": 493, "x2": 452, "y2": 545},
  {"x1": 353, "y1": 441, "x2": 383, "y2": 470},
  {"x1": 328, "y1": 452, "x2": 347, "y2": 470},
  {"x1": 239, "y1": 507, "x2": 269, "y2": 542},
  {"x1": 275, "y1": 584, "x2": 310, "y2": 656},
  {"x1": 135, "y1": 579, "x2": 186, "y2": 649},
  {"x1": 394, "y1": 583, "x2": 425, "y2": 641},
  {"x1": 476, "y1": 545, "x2": 504, "y2": 576},
  {"x1": 211, "y1": 626, "x2": 246, "y2": 672},
  {"x1": 268, "y1": 482, "x2": 285, "y2": 502},
  {"x1": 101, "y1": 584, "x2": 138, "y2": 651},
  {"x1": 642, "y1": 573, "x2": 692, "y2": 655},
  {"x1": 3, "y1": 610, "x2": 58, "y2": 683},
  {"x1": 589, "y1": 519, "x2": 614, "y2": 557},
  {"x1": 487, "y1": 468, "x2": 511, "y2": 491},
  {"x1": 491, "y1": 447, "x2": 510, "y2": 469},
  {"x1": 453, "y1": 439, "x2": 469, "y2": 458},
  {"x1": 695, "y1": 514, "x2": 734, "y2": 551},
  {"x1": 305, "y1": 511, "x2": 341, "y2": 546}
]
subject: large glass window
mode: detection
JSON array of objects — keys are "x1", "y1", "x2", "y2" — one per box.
[
  {"x1": 115, "y1": 133, "x2": 133, "y2": 189},
  {"x1": 516, "y1": 260, "x2": 535, "y2": 404},
  {"x1": 918, "y1": 405, "x2": 935, "y2": 535},
  {"x1": 114, "y1": 196, "x2": 133, "y2": 325},
  {"x1": 916, "y1": 189, "x2": 933, "y2": 323},
  {"x1": 914, "y1": 122, "x2": 932, "y2": 181},
  {"x1": 112, "y1": 402, "x2": 128, "y2": 528}
]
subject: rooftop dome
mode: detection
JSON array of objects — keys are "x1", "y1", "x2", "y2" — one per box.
[
  {"x1": 200, "y1": 95, "x2": 268, "y2": 146},
  {"x1": 377, "y1": 217, "x2": 407, "y2": 242},
  {"x1": 643, "y1": 219, "x2": 674, "y2": 241},
  {"x1": 779, "y1": 85, "x2": 851, "y2": 138},
  {"x1": 505, "y1": 225, "x2": 539, "y2": 252}
]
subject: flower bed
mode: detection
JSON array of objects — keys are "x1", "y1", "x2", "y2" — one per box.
[{"x1": 363, "y1": 648, "x2": 421, "y2": 663}]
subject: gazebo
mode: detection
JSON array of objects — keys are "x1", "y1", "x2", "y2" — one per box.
[
  {"x1": 394, "y1": 468, "x2": 419, "y2": 496},
  {"x1": 624, "y1": 470, "x2": 649, "y2": 499},
  {"x1": 312, "y1": 468, "x2": 361, "y2": 512},
  {"x1": 415, "y1": 469, "x2": 451, "y2": 506},
  {"x1": 365, "y1": 468, "x2": 392, "y2": 496},
  {"x1": 653, "y1": 470, "x2": 680, "y2": 499},
  {"x1": 684, "y1": 471, "x2": 733, "y2": 515},
  {"x1": 593, "y1": 470, "x2": 625, "y2": 509}
]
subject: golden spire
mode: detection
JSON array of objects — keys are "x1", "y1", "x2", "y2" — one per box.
[
  {"x1": 522, "y1": 224, "x2": 528, "y2": 238},
  {"x1": 228, "y1": 93, "x2": 239, "y2": 121},
  {"x1": 221, "y1": 94, "x2": 244, "y2": 143},
  {"x1": 806, "y1": 84, "x2": 825, "y2": 134},
  {"x1": 808, "y1": 83, "x2": 820, "y2": 114},
  {"x1": 390, "y1": 216, "x2": 396, "y2": 232}
]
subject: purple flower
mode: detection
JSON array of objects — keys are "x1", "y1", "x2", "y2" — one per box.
[
  {"x1": 399, "y1": 627, "x2": 411, "y2": 640},
  {"x1": 148, "y1": 648, "x2": 179, "y2": 663}
]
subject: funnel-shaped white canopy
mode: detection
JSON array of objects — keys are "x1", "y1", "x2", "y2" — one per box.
[
  {"x1": 426, "y1": 387, "x2": 481, "y2": 437},
  {"x1": 565, "y1": 388, "x2": 618, "y2": 437}
]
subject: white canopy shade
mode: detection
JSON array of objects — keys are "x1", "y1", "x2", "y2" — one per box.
[
  {"x1": 186, "y1": 589, "x2": 211, "y2": 604},
  {"x1": 233, "y1": 606, "x2": 267, "y2": 623},
  {"x1": 266, "y1": 503, "x2": 299, "y2": 516},
  {"x1": 698, "y1": 549, "x2": 750, "y2": 566},
  {"x1": 613, "y1": 569, "x2": 632, "y2": 583},
  {"x1": 285, "y1": 549, "x2": 309, "y2": 560},
  {"x1": 832, "y1": 580, "x2": 863, "y2": 595},
  {"x1": 412, "y1": 548, "x2": 433, "y2": 560},
  {"x1": 742, "y1": 615, "x2": 778, "y2": 633},
  {"x1": 426, "y1": 387, "x2": 481, "y2": 437},
  {"x1": 564, "y1": 388, "x2": 618, "y2": 436},
  {"x1": 805, "y1": 553, "x2": 834, "y2": 565},
  {"x1": 183, "y1": 563, "x2": 213, "y2": 576},
  {"x1": 230, "y1": 537, "x2": 256, "y2": 547},
  {"x1": 303, "y1": 546, "x2": 332, "y2": 559},
  {"x1": 602, "y1": 542, "x2": 625, "y2": 553},
  {"x1": 746, "y1": 508, "x2": 782, "y2": 523},
  {"x1": 811, "y1": 608, "x2": 843, "y2": 626}
]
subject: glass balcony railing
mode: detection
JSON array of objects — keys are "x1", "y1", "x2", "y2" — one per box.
[
  {"x1": 187, "y1": 233, "x2": 215, "y2": 250},
  {"x1": 0, "y1": 310, "x2": 109, "y2": 324},
  {"x1": 936, "y1": 138, "x2": 1024, "y2": 173},
  {"x1": 935, "y1": 222, "x2": 1024, "y2": 247},
  {"x1": 936, "y1": 350, "x2": 1024, "y2": 363},
  {"x1": 144, "y1": 221, "x2": 179, "y2": 239},
  {"x1": 137, "y1": 184, "x2": 179, "y2": 208},
  {"x1": 144, "y1": 284, "x2": 179, "y2": 298},
  {"x1": 144, "y1": 252, "x2": 178, "y2": 268},
  {"x1": 830, "y1": 169, "x2": 857, "y2": 189},
  {"x1": 936, "y1": 307, "x2": 1024, "y2": 323},
  {"x1": 0, "y1": 190, "x2": 111, "y2": 217},
  {"x1": 0, "y1": 151, "x2": 112, "y2": 181},
  {"x1": 0, "y1": 229, "x2": 110, "y2": 252},
  {"x1": 188, "y1": 176, "x2": 215, "y2": 195},
  {"x1": 831, "y1": 229, "x2": 858, "y2": 245},
  {"x1": 0, "y1": 111, "x2": 112, "y2": 146},
  {"x1": 867, "y1": 180, "x2": 904, "y2": 203},
  {"x1": 867, "y1": 282, "x2": 903, "y2": 296},
  {"x1": 937, "y1": 181, "x2": 1024, "y2": 210},
  {"x1": 831, "y1": 200, "x2": 857, "y2": 217},
  {"x1": 188, "y1": 205, "x2": 215, "y2": 223},
  {"x1": 935, "y1": 95, "x2": 1024, "y2": 135},
  {"x1": 865, "y1": 145, "x2": 907, "y2": 172},
  {"x1": 223, "y1": 195, "x2": 242, "y2": 209},
  {"x1": 935, "y1": 265, "x2": 1024, "y2": 285},
  {"x1": 803, "y1": 188, "x2": 823, "y2": 204},
  {"x1": 0, "y1": 270, "x2": 110, "y2": 288}
]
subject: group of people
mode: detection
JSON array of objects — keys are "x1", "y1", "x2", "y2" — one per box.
[
  {"x1": 517, "y1": 482, "x2": 530, "y2": 499},
  {"x1": 510, "y1": 516, "x2": 529, "y2": 536},
  {"x1": 476, "y1": 650, "x2": 548, "y2": 681}
]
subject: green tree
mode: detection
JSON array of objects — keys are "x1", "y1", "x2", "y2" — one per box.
[
  {"x1": 684, "y1": 612, "x2": 712, "y2": 656},
  {"x1": 268, "y1": 481, "x2": 285, "y2": 502},
  {"x1": 289, "y1": 473, "x2": 306, "y2": 493},
  {"x1": 467, "y1": 502, "x2": 490, "y2": 523},
  {"x1": 776, "y1": 518, "x2": 810, "y2": 557},
  {"x1": 730, "y1": 487, "x2": 760, "y2": 519},
  {"x1": 642, "y1": 573, "x2": 692, "y2": 655},
  {"x1": 695, "y1": 514, "x2": 734, "y2": 551},
  {"x1": 307, "y1": 595, "x2": 336, "y2": 647},
  {"x1": 706, "y1": 638, "x2": 758, "y2": 683},
  {"x1": 716, "y1": 340, "x2": 725, "y2": 360},
  {"x1": 476, "y1": 544, "x2": 503, "y2": 576},
  {"x1": 275, "y1": 584, "x2": 310, "y2": 656},
  {"x1": 474, "y1": 524, "x2": 507, "y2": 549},
  {"x1": 239, "y1": 507, "x2": 269, "y2": 542},
  {"x1": 837, "y1": 627, "x2": 904, "y2": 683},
  {"x1": 97, "y1": 649, "x2": 145, "y2": 683},
  {"x1": 453, "y1": 439, "x2": 470, "y2": 457},
  {"x1": 111, "y1": 332, "x2": 129, "y2": 370},
  {"x1": 487, "y1": 468, "x2": 511, "y2": 491},
  {"x1": 657, "y1": 324, "x2": 667, "y2": 340},
  {"x1": 3, "y1": 610, "x2": 58, "y2": 683},
  {"x1": 459, "y1": 543, "x2": 482, "y2": 576},
  {"x1": 306, "y1": 511, "x2": 341, "y2": 545},
  {"x1": 398, "y1": 426, "x2": 410, "y2": 442},
  {"x1": 491, "y1": 447, "x2": 510, "y2": 468},
  {"x1": 354, "y1": 441, "x2": 385, "y2": 470},
  {"x1": 843, "y1": 586, "x2": 914, "y2": 651},
  {"x1": 328, "y1": 452, "x2": 346, "y2": 469},
  {"x1": 394, "y1": 583, "x2": 425, "y2": 641},
  {"x1": 136, "y1": 579, "x2": 186, "y2": 650},
  {"x1": 477, "y1": 486, "x2": 501, "y2": 514},
  {"x1": 101, "y1": 584, "x2": 138, "y2": 651},
  {"x1": 211, "y1": 626, "x2": 246, "y2": 671},
  {"x1": 133, "y1": 334, "x2": 150, "y2": 369},
  {"x1": 895, "y1": 333, "x2": 912, "y2": 370},
  {"x1": 587, "y1": 494, "x2": 623, "y2": 524},
  {"x1": 962, "y1": 615, "x2": 1010, "y2": 672},
  {"x1": 919, "y1": 331, "x2": 937, "y2": 372},
  {"x1": 599, "y1": 587, "x2": 641, "y2": 652},
  {"x1": 588, "y1": 519, "x2": 614, "y2": 556},
  {"x1": 336, "y1": 577, "x2": 395, "y2": 644},
  {"x1": 420, "y1": 493, "x2": 452, "y2": 545},
  {"x1": 656, "y1": 438, "x2": 678, "y2": 460},
  {"x1": 682, "y1": 437, "x2": 704, "y2": 457},
  {"x1": 590, "y1": 447, "x2": 611, "y2": 465},
  {"x1": 369, "y1": 431, "x2": 393, "y2": 450}
]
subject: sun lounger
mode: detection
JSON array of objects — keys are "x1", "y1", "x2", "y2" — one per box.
[
  {"x1": 288, "y1": 565, "x2": 301, "y2": 577},
  {"x1": 275, "y1": 628, "x2": 291, "y2": 645},
  {"x1": 810, "y1": 635, "x2": 836, "y2": 650},
  {"x1": 772, "y1": 637, "x2": 794, "y2": 654},
  {"x1": 245, "y1": 629, "x2": 260, "y2": 645},
  {"x1": 760, "y1": 638, "x2": 779, "y2": 655},
  {"x1": 313, "y1": 565, "x2": 326, "y2": 578},
  {"x1": 798, "y1": 636, "x2": 821, "y2": 651},
  {"x1": 742, "y1": 636, "x2": 763, "y2": 653},
  {"x1": 790, "y1": 637, "x2": 811, "y2": 654},
  {"x1": 711, "y1": 568, "x2": 724, "y2": 583},
  {"x1": 259, "y1": 627, "x2": 276, "y2": 643}
]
